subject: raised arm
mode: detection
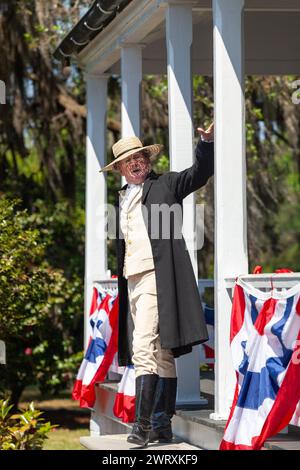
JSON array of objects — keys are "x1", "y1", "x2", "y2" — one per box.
[{"x1": 164, "y1": 123, "x2": 214, "y2": 201}]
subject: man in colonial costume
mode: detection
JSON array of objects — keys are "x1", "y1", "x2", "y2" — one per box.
[{"x1": 100, "y1": 123, "x2": 214, "y2": 447}]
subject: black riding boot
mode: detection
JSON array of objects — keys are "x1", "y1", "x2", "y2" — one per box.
[
  {"x1": 127, "y1": 373, "x2": 159, "y2": 447},
  {"x1": 149, "y1": 377, "x2": 177, "y2": 443}
]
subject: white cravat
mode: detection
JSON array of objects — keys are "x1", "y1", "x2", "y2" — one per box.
[{"x1": 120, "y1": 183, "x2": 143, "y2": 213}]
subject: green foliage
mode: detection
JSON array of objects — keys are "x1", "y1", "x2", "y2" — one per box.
[
  {"x1": 26, "y1": 199, "x2": 85, "y2": 277},
  {"x1": 0, "y1": 399, "x2": 57, "y2": 450},
  {"x1": 153, "y1": 154, "x2": 169, "y2": 174},
  {"x1": 193, "y1": 75, "x2": 214, "y2": 127},
  {"x1": 261, "y1": 152, "x2": 300, "y2": 272},
  {"x1": 0, "y1": 196, "x2": 84, "y2": 402},
  {"x1": 0, "y1": 196, "x2": 63, "y2": 339},
  {"x1": 146, "y1": 75, "x2": 168, "y2": 99}
]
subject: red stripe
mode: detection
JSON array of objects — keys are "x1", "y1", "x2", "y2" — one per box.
[
  {"x1": 113, "y1": 393, "x2": 135, "y2": 423},
  {"x1": 253, "y1": 265, "x2": 263, "y2": 274},
  {"x1": 78, "y1": 383, "x2": 96, "y2": 408},
  {"x1": 220, "y1": 440, "x2": 257, "y2": 450},
  {"x1": 99, "y1": 294, "x2": 112, "y2": 316},
  {"x1": 254, "y1": 297, "x2": 277, "y2": 336},
  {"x1": 251, "y1": 327, "x2": 300, "y2": 450},
  {"x1": 89, "y1": 287, "x2": 99, "y2": 316},
  {"x1": 296, "y1": 297, "x2": 300, "y2": 316},
  {"x1": 230, "y1": 284, "x2": 246, "y2": 343},
  {"x1": 203, "y1": 345, "x2": 214, "y2": 359},
  {"x1": 72, "y1": 379, "x2": 82, "y2": 401},
  {"x1": 72, "y1": 380, "x2": 96, "y2": 408}
]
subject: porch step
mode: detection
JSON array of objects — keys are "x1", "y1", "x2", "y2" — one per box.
[
  {"x1": 80, "y1": 434, "x2": 200, "y2": 450},
  {"x1": 89, "y1": 380, "x2": 224, "y2": 450},
  {"x1": 88, "y1": 377, "x2": 300, "y2": 451}
]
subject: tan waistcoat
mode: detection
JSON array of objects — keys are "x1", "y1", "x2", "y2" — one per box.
[{"x1": 119, "y1": 186, "x2": 154, "y2": 279}]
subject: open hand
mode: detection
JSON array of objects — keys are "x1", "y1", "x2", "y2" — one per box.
[{"x1": 197, "y1": 122, "x2": 214, "y2": 142}]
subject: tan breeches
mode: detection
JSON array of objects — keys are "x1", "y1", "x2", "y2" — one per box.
[{"x1": 127, "y1": 269, "x2": 177, "y2": 379}]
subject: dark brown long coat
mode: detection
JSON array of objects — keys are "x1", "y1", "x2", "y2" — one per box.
[{"x1": 116, "y1": 139, "x2": 214, "y2": 366}]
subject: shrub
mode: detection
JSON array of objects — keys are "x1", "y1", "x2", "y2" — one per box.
[
  {"x1": 0, "y1": 196, "x2": 84, "y2": 403},
  {"x1": 0, "y1": 399, "x2": 57, "y2": 450}
]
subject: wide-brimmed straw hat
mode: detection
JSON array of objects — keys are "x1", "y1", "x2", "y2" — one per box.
[{"x1": 99, "y1": 136, "x2": 163, "y2": 172}]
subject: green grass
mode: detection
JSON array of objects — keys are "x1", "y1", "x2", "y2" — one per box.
[
  {"x1": 19, "y1": 387, "x2": 90, "y2": 451},
  {"x1": 43, "y1": 428, "x2": 87, "y2": 450}
]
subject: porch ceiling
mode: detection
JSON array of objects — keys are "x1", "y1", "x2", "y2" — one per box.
[
  {"x1": 77, "y1": 0, "x2": 300, "y2": 76},
  {"x1": 109, "y1": 9, "x2": 300, "y2": 75}
]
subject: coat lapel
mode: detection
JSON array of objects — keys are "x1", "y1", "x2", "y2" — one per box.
[{"x1": 142, "y1": 170, "x2": 158, "y2": 204}]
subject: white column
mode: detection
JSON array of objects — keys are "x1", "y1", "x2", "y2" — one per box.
[
  {"x1": 121, "y1": 44, "x2": 142, "y2": 137},
  {"x1": 84, "y1": 74, "x2": 109, "y2": 351},
  {"x1": 0, "y1": 341, "x2": 6, "y2": 365},
  {"x1": 120, "y1": 44, "x2": 142, "y2": 186},
  {"x1": 0, "y1": 80, "x2": 6, "y2": 104},
  {"x1": 166, "y1": 3, "x2": 206, "y2": 407},
  {"x1": 211, "y1": 0, "x2": 248, "y2": 420}
]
